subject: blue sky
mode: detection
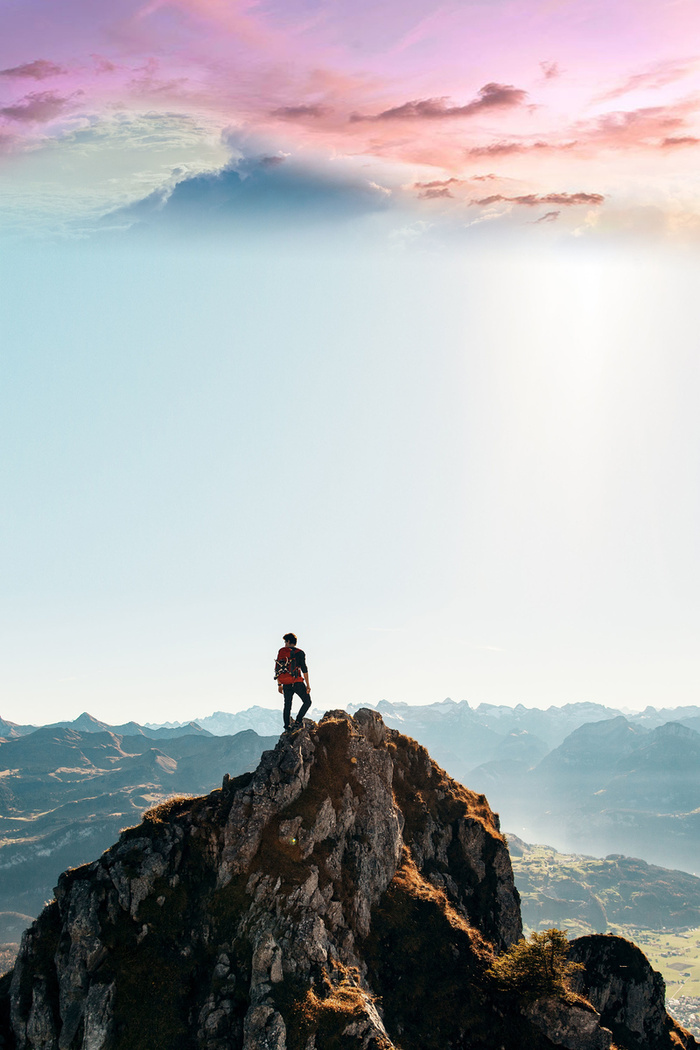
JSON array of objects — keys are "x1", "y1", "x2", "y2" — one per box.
[{"x1": 2, "y1": 222, "x2": 700, "y2": 724}]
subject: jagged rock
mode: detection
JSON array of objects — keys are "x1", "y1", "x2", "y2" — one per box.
[
  {"x1": 524, "y1": 998, "x2": 612, "y2": 1050},
  {"x1": 0, "y1": 710, "x2": 694, "y2": 1050},
  {"x1": 570, "y1": 934, "x2": 697, "y2": 1050}
]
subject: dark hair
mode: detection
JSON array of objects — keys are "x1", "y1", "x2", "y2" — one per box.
[{"x1": 283, "y1": 632, "x2": 297, "y2": 646}]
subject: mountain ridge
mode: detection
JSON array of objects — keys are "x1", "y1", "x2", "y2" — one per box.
[{"x1": 1, "y1": 710, "x2": 696, "y2": 1050}]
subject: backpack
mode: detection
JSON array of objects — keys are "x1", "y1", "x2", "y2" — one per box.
[{"x1": 274, "y1": 647, "x2": 299, "y2": 681}]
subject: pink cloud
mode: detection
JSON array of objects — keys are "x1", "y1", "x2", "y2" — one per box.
[
  {"x1": 660, "y1": 135, "x2": 700, "y2": 148},
  {"x1": 414, "y1": 177, "x2": 463, "y2": 189},
  {"x1": 0, "y1": 91, "x2": 75, "y2": 123},
  {"x1": 596, "y1": 59, "x2": 699, "y2": 103},
  {"x1": 466, "y1": 139, "x2": 574, "y2": 157},
  {"x1": 532, "y1": 210, "x2": 560, "y2": 223},
  {"x1": 0, "y1": 59, "x2": 67, "y2": 80},
  {"x1": 463, "y1": 99, "x2": 700, "y2": 161},
  {"x1": 588, "y1": 103, "x2": 690, "y2": 144},
  {"x1": 418, "y1": 186, "x2": 454, "y2": 198},
  {"x1": 92, "y1": 55, "x2": 120, "y2": 75},
  {"x1": 271, "y1": 104, "x2": 332, "y2": 120},
  {"x1": 472, "y1": 192, "x2": 604, "y2": 207},
  {"x1": 539, "y1": 62, "x2": 561, "y2": 80},
  {"x1": 350, "y1": 83, "x2": 528, "y2": 122},
  {"x1": 413, "y1": 176, "x2": 515, "y2": 201}
]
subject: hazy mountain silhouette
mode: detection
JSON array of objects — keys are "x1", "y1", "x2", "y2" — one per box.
[
  {"x1": 470, "y1": 718, "x2": 700, "y2": 873},
  {"x1": 0, "y1": 726, "x2": 276, "y2": 924},
  {"x1": 0, "y1": 711, "x2": 211, "y2": 740}
]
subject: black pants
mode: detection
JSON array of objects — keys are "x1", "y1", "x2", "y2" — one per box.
[{"x1": 283, "y1": 682, "x2": 311, "y2": 728}]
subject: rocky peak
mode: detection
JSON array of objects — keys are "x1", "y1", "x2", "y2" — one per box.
[
  {"x1": 569, "y1": 935, "x2": 686, "y2": 1050},
  {"x1": 0, "y1": 710, "x2": 695, "y2": 1050}
]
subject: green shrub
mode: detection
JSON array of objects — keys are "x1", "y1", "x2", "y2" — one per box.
[{"x1": 487, "y1": 928, "x2": 584, "y2": 1003}]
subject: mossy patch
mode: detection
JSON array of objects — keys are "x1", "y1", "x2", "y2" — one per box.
[
  {"x1": 362, "y1": 850, "x2": 490, "y2": 1049},
  {"x1": 254, "y1": 817, "x2": 312, "y2": 891},
  {"x1": 388, "y1": 735, "x2": 497, "y2": 844},
  {"x1": 208, "y1": 876, "x2": 250, "y2": 928},
  {"x1": 141, "y1": 795, "x2": 194, "y2": 825},
  {"x1": 273, "y1": 964, "x2": 391, "y2": 1050},
  {"x1": 119, "y1": 794, "x2": 196, "y2": 844},
  {"x1": 292, "y1": 718, "x2": 364, "y2": 822}
]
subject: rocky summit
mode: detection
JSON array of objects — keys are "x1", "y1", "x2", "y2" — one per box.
[{"x1": 0, "y1": 710, "x2": 695, "y2": 1050}]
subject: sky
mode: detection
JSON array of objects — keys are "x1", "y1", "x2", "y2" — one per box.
[{"x1": 1, "y1": 0, "x2": 700, "y2": 726}]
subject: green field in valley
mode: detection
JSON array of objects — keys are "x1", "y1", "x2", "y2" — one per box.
[{"x1": 618, "y1": 926, "x2": 700, "y2": 999}]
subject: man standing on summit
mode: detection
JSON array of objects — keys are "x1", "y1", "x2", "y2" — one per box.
[{"x1": 275, "y1": 632, "x2": 311, "y2": 732}]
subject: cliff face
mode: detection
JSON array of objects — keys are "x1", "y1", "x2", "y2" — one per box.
[
  {"x1": 0, "y1": 710, "x2": 694, "y2": 1050},
  {"x1": 569, "y1": 935, "x2": 693, "y2": 1050}
]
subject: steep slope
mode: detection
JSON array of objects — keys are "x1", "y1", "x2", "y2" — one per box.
[
  {"x1": 570, "y1": 936, "x2": 683, "y2": 1050},
  {"x1": 0, "y1": 710, "x2": 694, "y2": 1050},
  {"x1": 532, "y1": 717, "x2": 650, "y2": 796},
  {"x1": 603, "y1": 723, "x2": 700, "y2": 812}
]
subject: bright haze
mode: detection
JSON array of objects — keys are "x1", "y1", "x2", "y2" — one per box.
[{"x1": 1, "y1": 0, "x2": 700, "y2": 726}]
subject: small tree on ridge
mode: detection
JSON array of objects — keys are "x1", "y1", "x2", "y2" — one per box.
[{"x1": 487, "y1": 928, "x2": 584, "y2": 1002}]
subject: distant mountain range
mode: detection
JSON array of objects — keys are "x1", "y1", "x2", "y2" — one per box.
[
  {"x1": 6, "y1": 698, "x2": 700, "y2": 755},
  {"x1": 146, "y1": 698, "x2": 700, "y2": 754},
  {"x1": 0, "y1": 711, "x2": 212, "y2": 740},
  {"x1": 352, "y1": 699, "x2": 700, "y2": 774},
  {"x1": 469, "y1": 717, "x2": 700, "y2": 874},
  {"x1": 0, "y1": 723, "x2": 277, "y2": 940}
]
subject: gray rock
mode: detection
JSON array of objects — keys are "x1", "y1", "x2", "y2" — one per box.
[
  {"x1": 525, "y1": 998, "x2": 612, "y2": 1050},
  {"x1": 570, "y1": 934, "x2": 697, "y2": 1049},
  {"x1": 0, "y1": 711, "x2": 688, "y2": 1050}
]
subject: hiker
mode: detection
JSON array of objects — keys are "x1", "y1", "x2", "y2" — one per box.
[{"x1": 274, "y1": 632, "x2": 311, "y2": 732}]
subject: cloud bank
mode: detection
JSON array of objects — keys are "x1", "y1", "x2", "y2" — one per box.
[{"x1": 104, "y1": 150, "x2": 393, "y2": 235}]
